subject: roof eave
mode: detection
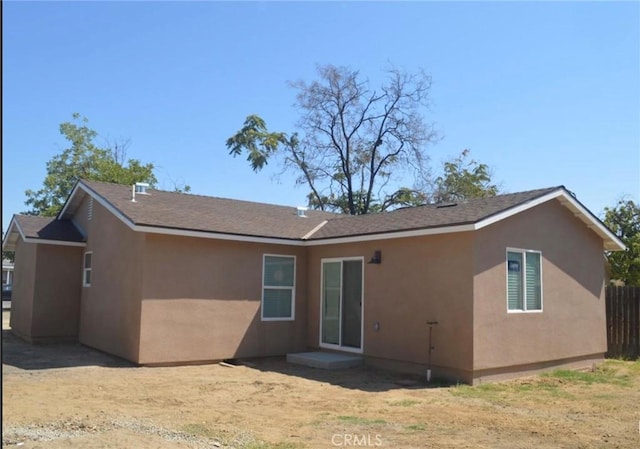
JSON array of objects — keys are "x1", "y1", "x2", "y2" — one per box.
[
  {"x1": 307, "y1": 223, "x2": 477, "y2": 245},
  {"x1": 1, "y1": 216, "x2": 24, "y2": 252},
  {"x1": 307, "y1": 188, "x2": 626, "y2": 250},
  {"x1": 58, "y1": 180, "x2": 88, "y2": 220},
  {"x1": 554, "y1": 190, "x2": 626, "y2": 252},
  {"x1": 135, "y1": 223, "x2": 308, "y2": 246},
  {"x1": 55, "y1": 182, "x2": 626, "y2": 251}
]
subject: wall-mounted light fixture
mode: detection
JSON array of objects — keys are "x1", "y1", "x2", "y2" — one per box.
[{"x1": 368, "y1": 250, "x2": 382, "y2": 264}]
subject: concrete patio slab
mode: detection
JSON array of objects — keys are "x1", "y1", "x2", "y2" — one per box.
[{"x1": 286, "y1": 351, "x2": 363, "y2": 369}]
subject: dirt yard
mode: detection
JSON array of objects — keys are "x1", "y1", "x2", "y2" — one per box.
[{"x1": 2, "y1": 310, "x2": 639, "y2": 449}]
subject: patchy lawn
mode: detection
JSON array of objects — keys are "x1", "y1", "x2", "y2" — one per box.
[{"x1": 2, "y1": 316, "x2": 639, "y2": 448}]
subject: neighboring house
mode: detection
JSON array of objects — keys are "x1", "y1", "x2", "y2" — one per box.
[
  {"x1": 2, "y1": 258, "x2": 14, "y2": 286},
  {"x1": 2, "y1": 180, "x2": 625, "y2": 384}
]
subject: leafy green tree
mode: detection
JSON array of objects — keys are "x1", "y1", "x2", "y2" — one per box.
[
  {"x1": 226, "y1": 65, "x2": 438, "y2": 215},
  {"x1": 433, "y1": 149, "x2": 499, "y2": 203},
  {"x1": 603, "y1": 199, "x2": 640, "y2": 286},
  {"x1": 24, "y1": 114, "x2": 157, "y2": 216}
]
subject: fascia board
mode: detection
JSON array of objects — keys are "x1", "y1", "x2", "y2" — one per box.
[
  {"x1": 473, "y1": 190, "x2": 566, "y2": 230},
  {"x1": 475, "y1": 189, "x2": 625, "y2": 251},
  {"x1": 71, "y1": 184, "x2": 626, "y2": 251},
  {"x1": 305, "y1": 223, "x2": 476, "y2": 246},
  {"x1": 23, "y1": 238, "x2": 86, "y2": 247},
  {"x1": 556, "y1": 192, "x2": 626, "y2": 251},
  {"x1": 1, "y1": 217, "x2": 24, "y2": 251},
  {"x1": 58, "y1": 182, "x2": 85, "y2": 219},
  {"x1": 133, "y1": 224, "x2": 307, "y2": 246}
]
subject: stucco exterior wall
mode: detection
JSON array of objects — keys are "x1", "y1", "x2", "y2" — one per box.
[
  {"x1": 9, "y1": 239, "x2": 82, "y2": 341},
  {"x1": 9, "y1": 239, "x2": 37, "y2": 339},
  {"x1": 78, "y1": 198, "x2": 145, "y2": 362},
  {"x1": 307, "y1": 233, "x2": 475, "y2": 380},
  {"x1": 472, "y1": 199, "x2": 607, "y2": 380},
  {"x1": 138, "y1": 234, "x2": 308, "y2": 364},
  {"x1": 30, "y1": 244, "x2": 83, "y2": 339}
]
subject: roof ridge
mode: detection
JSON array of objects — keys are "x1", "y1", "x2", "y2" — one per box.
[
  {"x1": 321, "y1": 186, "x2": 565, "y2": 223},
  {"x1": 79, "y1": 179, "x2": 339, "y2": 215},
  {"x1": 80, "y1": 179, "x2": 563, "y2": 218}
]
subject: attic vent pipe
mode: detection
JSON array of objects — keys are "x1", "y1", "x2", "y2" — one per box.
[{"x1": 296, "y1": 206, "x2": 308, "y2": 218}]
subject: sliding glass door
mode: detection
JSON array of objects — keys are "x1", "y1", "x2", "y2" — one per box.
[{"x1": 321, "y1": 258, "x2": 363, "y2": 352}]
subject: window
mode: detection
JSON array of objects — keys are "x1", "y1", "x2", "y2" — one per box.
[
  {"x1": 262, "y1": 255, "x2": 295, "y2": 320},
  {"x1": 507, "y1": 249, "x2": 542, "y2": 312},
  {"x1": 83, "y1": 252, "x2": 92, "y2": 287}
]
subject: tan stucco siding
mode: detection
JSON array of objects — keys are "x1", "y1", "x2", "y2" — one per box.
[
  {"x1": 78, "y1": 200, "x2": 144, "y2": 362},
  {"x1": 473, "y1": 199, "x2": 607, "y2": 372},
  {"x1": 138, "y1": 234, "x2": 308, "y2": 364},
  {"x1": 9, "y1": 239, "x2": 37, "y2": 338},
  {"x1": 30, "y1": 244, "x2": 83, "y2": 338},
  {"x1": 307, "y1": 233, "x2": 475, "y2": 374}
]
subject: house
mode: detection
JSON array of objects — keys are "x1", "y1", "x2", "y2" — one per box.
[
  {"x1": 2, "y1": 180, "x2": 625, "y2": 384},
  {"x1": 2, "y1": 258, "x2": 13, "y2": 287}
]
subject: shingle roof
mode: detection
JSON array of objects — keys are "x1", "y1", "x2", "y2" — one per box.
[
  {"x1": 5, "y1": 181, "x2": 622, "y2": 251},
  {"x1": 79, "y1": 180, "x2": 338, "y2": 240},
  {"x1": 75, "y1": 181, "x2": 567, "y2": 242},
  {"x1": 308, "y1": 187, "x2": 561, "y2": 240},
  {"x1": 10, "y1": 179, "x2": 623, "y2": 251},
  {"x1": 15, "y1": 215, "x2": 85, "y2": 242}
]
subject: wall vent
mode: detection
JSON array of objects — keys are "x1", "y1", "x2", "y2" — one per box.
[{"x1": 88, "y1": 198, "x2": 94, "y2": 221}]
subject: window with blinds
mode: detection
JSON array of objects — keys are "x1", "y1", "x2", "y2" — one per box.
[
  {"x1": 507, "y1": 249, "x2": 542, "y2": 312},
  {"x1": 262, "y1": 255, "x2": 296, "y2": 320}
]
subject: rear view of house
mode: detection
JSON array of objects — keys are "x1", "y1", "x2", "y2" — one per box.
[{"x1": 2, "y1": 180, "x2": 624, "y2": 384}]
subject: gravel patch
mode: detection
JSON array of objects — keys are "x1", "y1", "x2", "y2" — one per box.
[{"x1": 1, "y1": 416, "x2": 255, "y2": 448}]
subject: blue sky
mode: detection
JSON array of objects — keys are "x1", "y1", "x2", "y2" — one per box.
[{"x1": 3, "y1": 1, "x2": 639, "y2": 233}]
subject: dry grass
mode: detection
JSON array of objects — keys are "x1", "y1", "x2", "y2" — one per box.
[{"x1": 3, "y1": 311, "x2": 640, "y2": 448}]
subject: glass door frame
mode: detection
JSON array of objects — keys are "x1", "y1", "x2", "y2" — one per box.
[{"x1": 319, "y1": 257, "x2": 364, "y2": 354}]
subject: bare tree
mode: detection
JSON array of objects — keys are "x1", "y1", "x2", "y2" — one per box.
[{"x1": 226, "y1": 64, "x2": 438, "y2": 214}]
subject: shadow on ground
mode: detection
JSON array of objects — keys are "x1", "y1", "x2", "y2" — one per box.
[
  {"x1": 2, "y1": 330, "x2": 134, "y2": 371},
  {"x1": 236, "y1": 356, "x2": 454, "y2": 392}
]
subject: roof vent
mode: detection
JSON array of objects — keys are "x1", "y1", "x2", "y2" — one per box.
[
  {"x1": 131, "y1": 182, "x2": 150, "y2": 202},
  {"x1": 296, "y1": 206, "x2": 308, "y2": 218},
  {"x1": 135, "y1": 182, "x2": 150, "y2": 194},
  {"x1": 436, "y1": 202, "x2": 457, "y2": 208}
]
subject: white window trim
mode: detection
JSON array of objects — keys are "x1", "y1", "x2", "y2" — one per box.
[
  {"x1": 319, "y1": 256, "x2": 365, "y2": 354},
  {"x1": 83, "y1": 251, "x2": 93, "y2": 287},
  {"x1": 506, "y1": 247, "x2": 543, "y2": 313},
  {"x1": 261, "y1": 254, "x2": 296, "y2": 321}
]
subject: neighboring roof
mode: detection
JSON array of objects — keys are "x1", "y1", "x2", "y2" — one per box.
[
  {"x1": 51, "y1": 179, "x2": 624, "y2": 251},
  {"x1": 2, "y1": 215, "x2": 86, "y2": 251}
]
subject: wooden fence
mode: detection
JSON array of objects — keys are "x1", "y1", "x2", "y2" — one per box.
[{"x1": 606, "y1": 286, "x2": 640, "y2": 359}]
